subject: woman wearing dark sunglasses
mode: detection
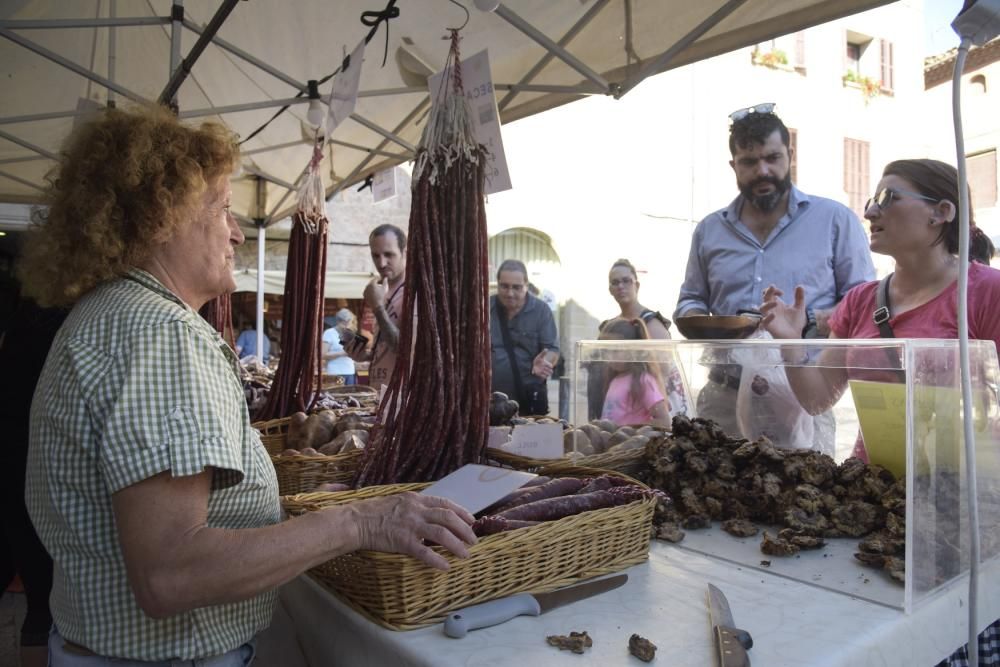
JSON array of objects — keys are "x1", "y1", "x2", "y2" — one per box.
[{"x1": 760, "y1": 158, "x2": 1000, "y2": 442}]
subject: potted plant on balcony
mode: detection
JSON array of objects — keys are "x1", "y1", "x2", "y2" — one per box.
[
  {"x1": 751, "y1": 48, "x2": 789, "y2": 69},
  {"x1": 842, "y1": 70, "x2": 881, "y2": 101}
]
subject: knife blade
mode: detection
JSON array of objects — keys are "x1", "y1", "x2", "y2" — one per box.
[
  {"x1": 707, "y1": 583, "x2": 753, "y2": 667},
  {"x1": 443, "y1": 573, "x2": 627, "y2": 638}
]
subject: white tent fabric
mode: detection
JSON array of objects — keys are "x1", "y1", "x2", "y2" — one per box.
[
  {"x1": 0, "y1": 0, "x2": 891, "y2": 226},
  {"x1": 232, "y1": 268, "x2": 373, "y2": 299}
]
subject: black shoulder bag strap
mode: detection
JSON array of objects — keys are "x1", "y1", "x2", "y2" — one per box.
[
  {"x1": 873, "y1": 273, "x2": 903, "y2": 376},
  {"x1": 497, "y1": 304, "x2": 528, "y2": 406}
]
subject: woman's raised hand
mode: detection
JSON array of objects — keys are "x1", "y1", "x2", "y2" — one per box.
[{"x1": 760, "y1": 284, "x2": 808, "y2": 340}]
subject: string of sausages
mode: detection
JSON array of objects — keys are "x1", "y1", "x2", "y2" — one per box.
[
  {"x1": 355, "y1": 30, "x2": 490, "y2": 485},
  {"x1": 256, "y1": 151, "x2": 329, "y2": 420},
  {"x1": 199, "y1": 291, "x2": 235, "y2": 349}
]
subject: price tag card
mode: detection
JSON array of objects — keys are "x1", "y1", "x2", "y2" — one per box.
[
  {"x1": 372, "y1": 167, "x2": 397, "y2": 203},
  {"x1": 420, "y1": 464, "x2": 536, "y2": 514},
  {"x1": 487, "y1": 426, "x2": 512, "y2": 449},
  {"x1": 427, "y1": 49, "x2": 512, "y2": 194},
  {"x1": 498, "y1": 423, "x2": 563, "y2": 460}
]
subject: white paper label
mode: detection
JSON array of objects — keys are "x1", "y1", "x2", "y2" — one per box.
[
  {"x1": 427, "y1": 49, "x2": 512, "y2": 194},
  {"x1": 420, "y1": 464, "x2": 536, "y2": 514},
  {"x1": 326, "y1": 39, "x2": 366, "y2": 134},
  {"x1": 499, "y1": 423, "x2": 563, "y2": 460},
  {"x1": 487, "y1": 426, "x2": 512, "y2": 450},
  {"x1": 372, "y1": 167, "x2": 397, "y2": 203}
]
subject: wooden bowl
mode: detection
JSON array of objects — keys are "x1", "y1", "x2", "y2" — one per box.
[{"x1": 674, "y1": 314, "x2": 760, "y2": 340}]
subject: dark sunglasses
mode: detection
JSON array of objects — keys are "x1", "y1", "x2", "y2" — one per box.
[
  {"x1": 729, "y1": 102, "x2": 776, "y2": 122},
  {"x1": 865, "y1": 188, "x2": 939, "y2": 212}
]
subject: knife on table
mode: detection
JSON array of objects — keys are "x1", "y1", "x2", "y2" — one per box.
[
  {"x1": 707, "y1": 583, "x2": 754, "y2": 667},
  {"x1": 443, "y1": 573, "x2": 628, "y2": 638}
]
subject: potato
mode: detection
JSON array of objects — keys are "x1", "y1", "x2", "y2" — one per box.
[
  {"x1": 285, "y1": 412, "x2": 309, "y2": 450},
  {"x1": 318, "y1": 429, "x2": 370, "y2": 455},
  {"x1": 318, "y1": 441, "x2": 342, "y2": 455},
  {"x1": 298, "y1": 411, "x2": 336, "y2": 450},
  {"x1": 299, "y1": 447, "x2": 319, "y2": 456},
  {"x1": 608, "y1": 430, "x2": 631, "y2": 447},
  {"x1": 636, "y1": 426, "x2": 665, "y2": 439},
  {"x1": 313, "y1": 482, "x2": 351, "y2": 493},
  {"x1": 563, "y1": 429, "x2": 594, "y2": 455},
  {"x1": 591, "y1": 418, "x2": 618, "y2": 433},
  {"x1": 607, "y1": 434, "x2": 650, "y2": 453},
  {"x1": 338, "y1": 434, "x2": 364, "y2": 453},
  {"x1": 615, "y1": 425, "x2": 637, "y2": 437},
  {"x1": 577, "y1": 423, "x2": 604, "y2": 449},
  {"x1": 333, "y1": 414, "x2": 366, "y2": 436},
  {"x1": 279, "y1": 448, "x2": 301, "y2": 457}
]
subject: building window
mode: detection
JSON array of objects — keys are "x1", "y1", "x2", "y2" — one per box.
[
  {"x1": 846, "y1": 42, "x2": 862, "y2": 74},
  {"x1": 968, "y1": 150, "x2": 997, "y2": 209},
  {"x1": 879, "y1": 39, "x2": 894, "y2": 92},
  {"x1": 844, "y1": 138, "x2": 870, "y2": 219}
]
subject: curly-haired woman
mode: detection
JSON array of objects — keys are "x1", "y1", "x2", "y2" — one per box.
[{"x1": 22, "y1": 105, "x2": 476, "y2": 665}]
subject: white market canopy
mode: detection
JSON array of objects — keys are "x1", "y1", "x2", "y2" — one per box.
[{"x1": 0, "y1": 0, "x2": 892, "y2": 230}]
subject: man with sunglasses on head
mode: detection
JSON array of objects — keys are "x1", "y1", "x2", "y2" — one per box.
[
  {"x1": 674, "y1": 104, "x2": 875, "y2": 440},
  {"x1": 490, "y1": 259, "x2": 559, "y2": 416}
]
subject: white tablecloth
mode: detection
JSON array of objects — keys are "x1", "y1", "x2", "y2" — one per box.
[{"x1": 257, "y1": 542, "x2": 1000, "y2": 667}]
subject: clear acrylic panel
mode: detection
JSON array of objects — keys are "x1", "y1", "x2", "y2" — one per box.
[{"x1": 573, "y1": 337, "x2": 1000, "y2": 612}]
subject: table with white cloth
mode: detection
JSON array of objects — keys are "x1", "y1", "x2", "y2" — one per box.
[{"x1": 257, "y1": 540, "x2": 1000, "y2": 667}]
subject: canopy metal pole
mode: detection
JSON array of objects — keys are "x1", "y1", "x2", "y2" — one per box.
[
  {"x1": 180, "y1": 96, "x2": 310, "y2": 118},
  {"x1": 0, "y1": 129, "x2": 58, "y2": 160},
  {"x1": 158, "y1": 0, "x2": 241, "y2": 106},
  {"x1": 256, "y1": 224, "x2": 266, "y2": 364},
  {"x1": 0, "y1": 110, "x2": 87, "y2": 125},
  {"x1": 169, "y1": 1, "x2": 183, "y2": 100},
  {"x1": 242, "y1": 166, "x2": 297, "y2": 192},
  {"x1": 615, "y1": 0, "x2": 749, "y2": 98},
  {"x1": 493, "y1": 3, "x2": 613, "y2": 94},
  {"x1": 108, "y1": 0, "x2": 117, "y2": 107},
  {"x1": 0, "y1": 28, "x2": 150, "y2": 103},
  {"x1": 348, "y1": 113, "x2": 416, "y2": 152},
  {"x1": 0, "y1": 17, "x2": 169, "y2": 29},
  {"x1": 0, "y1": 169, "x2": 44, "y2": 191},
  {"x1": 182, "y1": 18, "x2": 305, "y2": 90},
  {"x1": 497, "y1": 0, "x2": 609, "y2": 111}
]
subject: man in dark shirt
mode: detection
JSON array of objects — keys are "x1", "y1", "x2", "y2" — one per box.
[{"x1": 489, "y1": 259, "x2": 559, "y2": 416}]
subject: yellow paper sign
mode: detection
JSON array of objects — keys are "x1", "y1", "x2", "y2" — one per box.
[{"x1": 849, "y1": 380, "x2": 907, "y2": 477}]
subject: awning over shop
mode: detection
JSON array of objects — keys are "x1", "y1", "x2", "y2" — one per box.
[{"x1": 232, "y1": 269, "x2": 373, "y2": 299}]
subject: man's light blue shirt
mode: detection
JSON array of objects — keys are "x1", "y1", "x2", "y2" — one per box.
[{"x1": 674, "y1": 185, "x2": 875, "y2": 319}]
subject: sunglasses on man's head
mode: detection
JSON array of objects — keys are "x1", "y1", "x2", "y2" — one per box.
[
  {"x1": 728, "y1": 102, "x2": 776, "y2": 122},
  {"x1": 865, "y1": 188, "x2": 939, "y2": 212}
]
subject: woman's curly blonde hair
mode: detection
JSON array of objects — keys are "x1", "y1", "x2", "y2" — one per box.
[{"x1": 18, "y1": 104, "x2": 239, "y2": 307}]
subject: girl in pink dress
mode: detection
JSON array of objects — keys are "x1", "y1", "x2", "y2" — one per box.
[{"x1": 598, "y1": 318, "x2": 670, "y2": 428}]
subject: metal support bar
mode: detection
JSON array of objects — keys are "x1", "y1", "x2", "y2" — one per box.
[
  {"x1": 0, "y1": 28, "x2": 151, "y2": 104},
  {"x1": 348, "y1": 113, "x2": 416, "y2": 152},
  {"x1": 0, "y1": 17, "x2": 169, "y2": 29},
  {"x1": 168, "y1": 2, "x2": 183, "y2": 102},
  {"x1": 0, "y1": 168, "x2": 45, "y2": 191},
  {"x1": 158, "y1": 0, "x2": 241, "y2": 106},
  {"x1": 242, "y1": 166, "x2": 297, "y2": 192},
  {"x1": 495, "y1": 82, "x2": 602, "y2": 94},
  {"x1": 329, "y1": 97, "x2": 428, "y2": 199},
  {"x1": 241, "y1": 140, "x2": 309, "y2": 156},
  {"x1": 0, "y1": 128, "x2": 59, "y2": 160},
  {"x1": 329, "y1": 139, "x2": 407, "y2": 160},
  {"x1": 497, "y1": 0, "x2": 608, "y2": 111},
  {"x1": 616, "y1": 0, "x2": 750, "y2": 98},
  {"x1": 357, "y1": 86, "x2": 430, "y2": 97},
  {"x1": 493, "y1": 3, "x2": 612, "y2": 94},
  {"x1": 255, "y1": 222, "x2": 265, "y2": 362},
  {"x1": 0, "y1": 110, "x2": 91, "y2": 125},
  {"x1": 108, "y1": 0, "x2": 117, "y2": 107},
  {"x1": 182, "y1": 18, "x2": 305, "y2": 91},
  {"x1": 263, "y1": 168, "x2": 302, "y2": 223},
  {"x1": 0, "y1": 155, "x2": 47, "y2": 165},
  {"x1": 178, "y1": 96, "x2": 308, "y2": 118}
]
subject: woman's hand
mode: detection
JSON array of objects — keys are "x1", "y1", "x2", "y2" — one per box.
[
  {"x1": 760, "y1": 284, "x2": 808, "y2": 340},
  {"x1": 347, "y1": 492, "x2": 478, "y2": 570}
]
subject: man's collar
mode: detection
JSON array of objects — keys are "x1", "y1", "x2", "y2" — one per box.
[{"x1": 124, "y1": 268, "x2": 188, "y2": 308}]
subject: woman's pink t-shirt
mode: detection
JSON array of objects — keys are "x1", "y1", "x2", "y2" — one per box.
[{"x1": 601, "y1": 372, "x2": 665, "y2": 426}]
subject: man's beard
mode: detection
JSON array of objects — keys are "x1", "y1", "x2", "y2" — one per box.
[{"x1": 739, "y1": 172, "x2": 792, "y2": 213}]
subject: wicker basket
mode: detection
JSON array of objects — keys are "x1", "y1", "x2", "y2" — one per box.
[
  {"x1": 253, "y1": 417, "x2": 292, "y2": 455},
  {"x1": 271, "y1": 449, "x2": 363, "y2": 495},
  {"x1": 281, "y1": 471, "x2": 654, "y2": 630},
  {"x1": 487, "y1": 446, "x2": 646, "y2": 477}
]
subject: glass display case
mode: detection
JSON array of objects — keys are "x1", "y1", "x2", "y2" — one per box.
[{"x1": 574, "y1": 337, "x2": 1000, "y2": 612}]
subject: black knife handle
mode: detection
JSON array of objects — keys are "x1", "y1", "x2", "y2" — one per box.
[{"x1": 714, "y1": 625, "x2": 752, "y2": 667}]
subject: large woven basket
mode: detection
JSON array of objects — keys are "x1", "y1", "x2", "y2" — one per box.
[
  {"x1": 253, "y1": 417, "x2": 292, "y2": 455},
  {"x1": 281, "y1": 471, "x2": 654, "y2": 630},
  {"x1": 271, "y1": 449, "x2": 363, "y2": 495},
  {"x1": 487, "y1": 446, "x2": 646, "y2": 477}
]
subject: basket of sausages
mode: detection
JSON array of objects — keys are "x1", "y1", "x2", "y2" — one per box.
[
  {"x1": 281, "y1": 466, "x2": 660, "y2": 630},
  {"x1": 264, "y1": 411, "x2": 373, "y2": 495}
]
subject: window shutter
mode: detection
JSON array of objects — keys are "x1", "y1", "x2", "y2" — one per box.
[
  {"x1": 795, "y1": 31, "x2": 805, "y2": 67},
  {"x1": 880, "y1": 39, "x2": 894, "y2": 91},
  {"x1": 844, "y1": 138, "x2": 870, "y2": 218},
  {"x1": 789, "y1": 128, "x2": 798, "y2": 183},
  {"x1": 968, "y1": 150, "x2": 998, "y2": 209}
]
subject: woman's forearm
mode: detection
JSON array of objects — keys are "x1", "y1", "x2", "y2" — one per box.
[{"x1": 780, "y1": 348, "x2": 849, "y2": 416}]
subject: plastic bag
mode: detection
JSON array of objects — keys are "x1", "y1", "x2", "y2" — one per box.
[{"x1": 734, "y1": 330, "x2": 816, "y2": 450}]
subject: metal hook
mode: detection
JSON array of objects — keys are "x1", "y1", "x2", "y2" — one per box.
[{"x1": 446, "y1": 0, "x2": 470, "y2": 31}]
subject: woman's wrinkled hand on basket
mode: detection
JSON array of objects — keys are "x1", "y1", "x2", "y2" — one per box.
[
  {"x1": 349, "y1": 492, "x2": 477, "y2": 570},
  {"x1": 760, "y1": 284, "x2": 808, "y2": 340}
]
